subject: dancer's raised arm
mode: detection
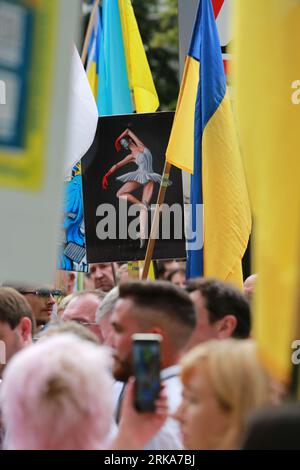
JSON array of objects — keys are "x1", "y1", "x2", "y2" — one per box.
[{"x1": 126, "y1": 129, "x2": 145, "y2": 150}]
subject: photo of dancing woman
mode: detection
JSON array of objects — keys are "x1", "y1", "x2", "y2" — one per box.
[
  {"x1": 102, "y1": 128, "x2": 171, "y2": 248},
  {"x1": 82, "y1": 111, "x2": 185, "y2": 263}
]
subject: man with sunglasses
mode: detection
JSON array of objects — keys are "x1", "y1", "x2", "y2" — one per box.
[
  {"x1": 3, "y1": 284, "x2": 61, "y2": 333},
  {"x1": 21, "y1": 288, "x2": 62, "y2": 332}
]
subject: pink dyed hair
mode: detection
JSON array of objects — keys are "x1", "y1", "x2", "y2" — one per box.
[{"x1": 1, "y1": 333, "x2": 114, "y2": 449}]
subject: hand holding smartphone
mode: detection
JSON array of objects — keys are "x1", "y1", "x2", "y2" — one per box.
[{"x1": 132, "y1": 333, "x2": 162, "y2": 412}]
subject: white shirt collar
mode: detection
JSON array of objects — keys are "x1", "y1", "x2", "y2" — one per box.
[{"x1": 161, "y1": 364, "x2": 180, "y2": 381}]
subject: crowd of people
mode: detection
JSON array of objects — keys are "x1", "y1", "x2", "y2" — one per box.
[{"x1": 0, "y1": 262, "x2": 299, "y2": 450}]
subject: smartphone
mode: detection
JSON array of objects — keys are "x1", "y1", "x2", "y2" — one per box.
[{"x1": 132, "y1": 333, "x2": 162, "y2": 412}]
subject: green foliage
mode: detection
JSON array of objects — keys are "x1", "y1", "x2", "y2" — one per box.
[{"x1": 132, "y1": 0, "x2": 179, "y2": 111}]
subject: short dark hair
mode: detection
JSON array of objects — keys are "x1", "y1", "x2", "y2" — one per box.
[
  {"x1": 186, "y1": 278, "x2": 251, "y2": 339},
  {"x1": 118, "y1": 281, "x2": 196, "y2": 351},
  {"x1": 242, "y1": 404, "x2": 300, "y2": 450},
  {"x1": 0, "y1": 287, "x2": 35, "y2": 335}
]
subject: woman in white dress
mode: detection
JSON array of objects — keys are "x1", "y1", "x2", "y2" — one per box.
[{"x1": 102, "y1": 129, "x2": 169, "y2": 247}]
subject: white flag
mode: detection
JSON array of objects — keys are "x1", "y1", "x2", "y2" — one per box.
[{"x1": 64, "y1": 46, "x2": 98, "y2": 177}]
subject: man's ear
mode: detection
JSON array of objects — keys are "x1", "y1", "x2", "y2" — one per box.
[
  {"x1": 148, "y1": 326, "x2": 167, "y2": 345},
  {"x1": 149, "y1": 326, "x2": 164, "y2": 337},
  {"x1": 16, "y1": 317, "x2": 33, "y2": 345},
  {"x1": 216, "y1": 315, "x2": 237, "y2": 339}
]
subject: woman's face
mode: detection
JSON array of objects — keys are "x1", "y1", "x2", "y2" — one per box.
[
  {"x1": 174, "y1": 361, "x2": 232, "y2": 450},
  {"x1": 170, "y1": 271, "x2": 186, "y2": 289}
]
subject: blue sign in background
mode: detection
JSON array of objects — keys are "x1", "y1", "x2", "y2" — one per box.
[{"x1": 0, "y1": 1, "x2": 34, "y2": 149}]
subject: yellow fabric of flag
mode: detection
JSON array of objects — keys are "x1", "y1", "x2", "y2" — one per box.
[
  {"x1": 87, "y1": 61, "x2": 98, "y2": 99},
  {"x1": 165, "y1": 0, "x2": 251, "y2": 289},
  {"x1": 234, "y1": 0, "x2": 300, "y2": 383},
  {"x1": 165, "y1": 57, "x2": 199, "y2": 174},
  {"x1": 118, "y1": 0, "x2": 159, "y2": 112},
  {"x1": 202, "y1": 89, "x2": 251, "y2": 287}
]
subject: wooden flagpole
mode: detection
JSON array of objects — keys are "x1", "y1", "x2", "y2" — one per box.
[
  {"x1": 141, "y1": 160, "x2": 172, "y2": 280},
  {"x1": 81, "y1": 0, "x2": 99, "y2": 65},
  {"x1": 111, "y1": 262, "x2": 118, "y2": 286}
]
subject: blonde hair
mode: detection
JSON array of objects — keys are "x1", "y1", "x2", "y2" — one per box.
[
  {"x1": 181, "y1": 339, "x2": 271, "y2": 449},
  {"x1": 1, "y1": 334, "x2": 114, "y2": 449}
]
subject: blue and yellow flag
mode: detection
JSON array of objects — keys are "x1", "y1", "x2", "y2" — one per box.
[
  {"x1": 86, "y1": 5, "x2": 102, "y2": 99},
  {"x1": 166, "y1": 0, "x2": 251, "y2": 287},
  {"x1": 68, "y1": 0, "x2": 158, "y2": 276},
  {"x1": 97, "y1": 0, "x2": 132, "y2": 115},
  {"x1": 118, "y1": 0, "x2": 159, "y2": 113},
  {"x1": 86, "y1": 0, "x2": 159, "y2": 116}
]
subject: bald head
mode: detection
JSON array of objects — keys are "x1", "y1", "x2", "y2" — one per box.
[
  {"x1": 62, "y1": 292, "x2": 103, "y2": 341},
  {"x1": 244, "y1": 274, "x2": 257, "y2": 301},
  {"x1": 62, "y1": 293, "x2": 100, "y2": 323}
]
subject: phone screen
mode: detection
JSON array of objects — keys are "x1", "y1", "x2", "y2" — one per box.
[{"x1": 132, "y1": 334, "x2": 161, "y2": 412}]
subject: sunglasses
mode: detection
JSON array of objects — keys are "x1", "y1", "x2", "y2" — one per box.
[{"x1": 20, "y1": 289, "x2": 62, "y2": 298}]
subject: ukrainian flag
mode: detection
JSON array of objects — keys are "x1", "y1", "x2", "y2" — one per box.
[
  {"x1": 166, "y1": 0, "x2": 251, "y2": 287},
  {"x1": 86, "y1": 0, "x2": 159, "y2": 116},
  {"x1": 86, "y1": 5, "x2": 102, "y2": 100}
]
